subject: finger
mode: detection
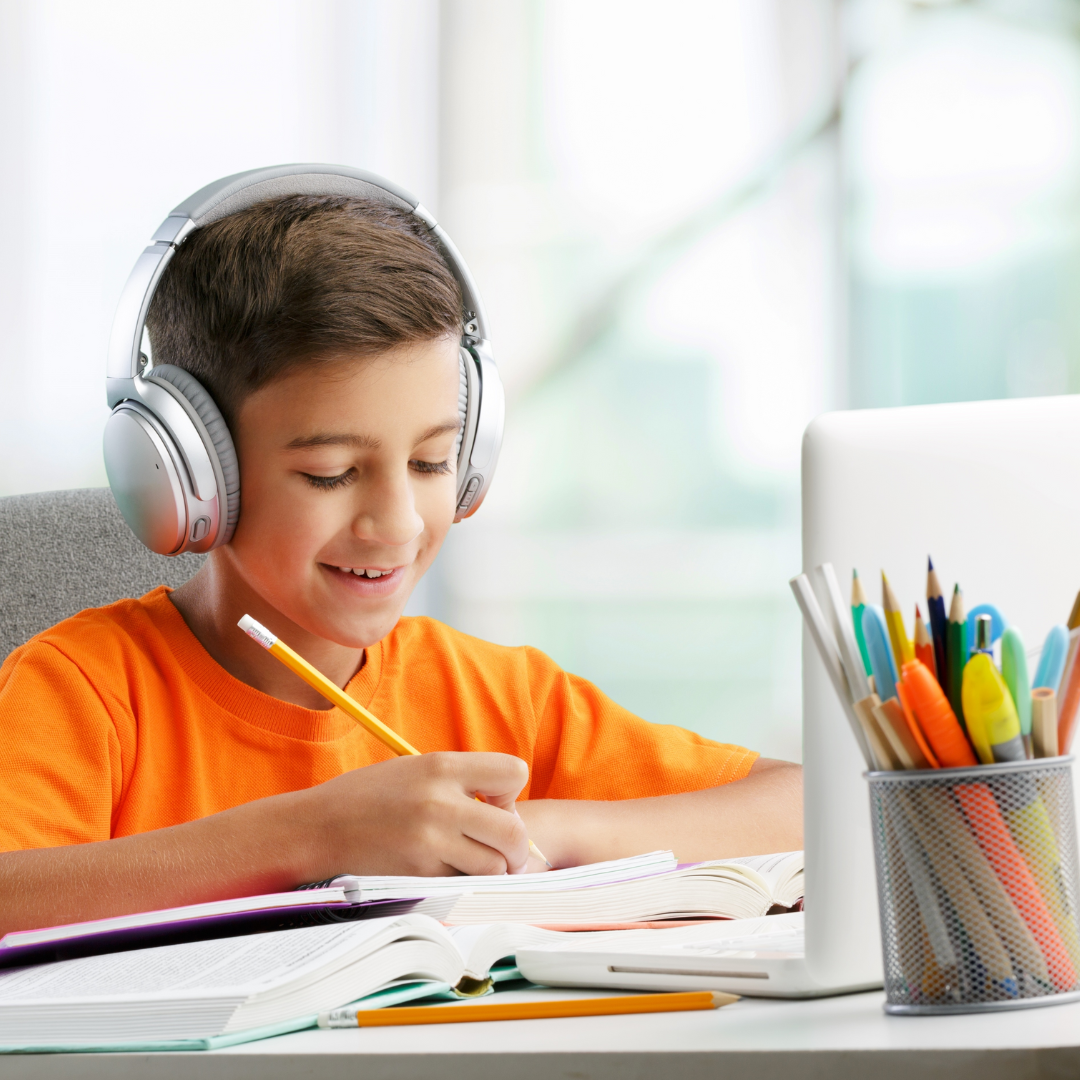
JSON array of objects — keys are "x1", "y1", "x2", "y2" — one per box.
[
  {"x1": 458, "y1": 797, "x2": 530, "y2": 874},
  {"x1": 438, "y1": 833, "x2": 513, "y2": 877},
  {"x1": 450, "y1": 752, "x2": 529, "y2": 813}
]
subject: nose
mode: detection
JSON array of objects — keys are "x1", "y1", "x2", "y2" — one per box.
[{"x1": 350, "y1": 466, "x2": 425, "y2": 547}]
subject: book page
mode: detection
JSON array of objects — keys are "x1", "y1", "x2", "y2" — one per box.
[
  {"x1": 718, "y1": 851, "x2": 804, "y2": 905},
  {"x1": 332, "y1": 851, "x2": 677, "y2": 901},
  {"x1": 0, "y1": 917, "x2": 427, "y2": 1004}
]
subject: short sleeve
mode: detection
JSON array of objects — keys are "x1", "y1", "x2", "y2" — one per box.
[
  {"x1": 523, "y1": 648, "x2": 758, "y2": 800},
  {"x1": 0, "y1": 643, "x2": 126, "y2": 850}
]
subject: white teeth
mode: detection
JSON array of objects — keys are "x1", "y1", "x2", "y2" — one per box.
[{"x1": 340, "y1": 567, "x2": 353, "y2": 573}]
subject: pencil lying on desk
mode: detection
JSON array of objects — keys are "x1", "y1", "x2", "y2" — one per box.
[
  {"x1": 336, "y1": 991, "x2": 738, "y2": 1027},
  {"x1": 238, "y1": 614, "x2": 552, "y2": 868}
]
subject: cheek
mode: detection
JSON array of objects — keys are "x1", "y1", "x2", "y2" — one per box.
[
  {"x1": 414, "y1": 475, "x2": 458, "y2": 540},
  {"x1": 232, "y1": 466, "x2": 337, "y2": 567}
]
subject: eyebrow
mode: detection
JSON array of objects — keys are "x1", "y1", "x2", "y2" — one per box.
[{"x1": 283, "y1": 420, "x2": 462, "y2": 452}]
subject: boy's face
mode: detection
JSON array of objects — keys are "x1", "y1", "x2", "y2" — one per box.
[{"x1": 226, "y1": 336, "x2": 462, "y2": 648}]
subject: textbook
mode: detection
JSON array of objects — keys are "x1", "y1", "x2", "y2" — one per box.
[
  {"x1": 332, "y1": 850, "x2": 804, "y2": 925},
  {"x1": 0, "y1": 914, "x2": 535, "y2": 1047},
  {"x1": 0, "y1": 889, "x2": 438, "y2": 969},
  {"x1": 0, "y1": 914, "x2": 735, "y2": 1049}
]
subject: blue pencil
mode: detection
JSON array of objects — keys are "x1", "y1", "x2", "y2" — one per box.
[{"x1": 926, "y1": 557, "x2": 949, "y2": 690}]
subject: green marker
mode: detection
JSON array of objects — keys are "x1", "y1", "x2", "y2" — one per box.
[
  {"x1": 1001, "y1": 626, "x2": 1032, "y2": 757},
  {"x1": 851, "y1": 569, "x2": 872, "y2": 676}
]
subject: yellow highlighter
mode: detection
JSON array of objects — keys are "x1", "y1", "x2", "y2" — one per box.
[
  {"x1": 962, "y1": 652, "x2": 1026, "y2": 764},
  {"x1": 238, "y1": 614, "x2": 552, "y2": 868}
]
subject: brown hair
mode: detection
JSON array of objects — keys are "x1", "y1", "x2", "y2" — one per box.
[{"x1": 145, "y1": 194, "x2": 463, "y2": 423}]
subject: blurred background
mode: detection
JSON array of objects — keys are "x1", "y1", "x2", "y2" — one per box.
[{"x1": 3, "y1": 0, "x2": 1079, "y2": 760}]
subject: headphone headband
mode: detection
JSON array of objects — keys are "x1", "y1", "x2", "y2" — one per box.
[
  {"x1": 104, "y1": 164, "x2": 503, "y2": 555},
  {"x1": 107, "y1": 164, "x2": 489, "y2": 395}
]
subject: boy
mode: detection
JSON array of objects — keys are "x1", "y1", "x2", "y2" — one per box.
[{"x1": 0, "y1": 193, "x2": 801, "y2": 935}]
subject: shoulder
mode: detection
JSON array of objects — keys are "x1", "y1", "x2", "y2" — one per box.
[{"x1": 1, "y1": 586, "x2": 179, "y2": 683}]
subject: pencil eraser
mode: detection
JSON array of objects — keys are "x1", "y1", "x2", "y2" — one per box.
[{"x1": 238, "y1": 614, "x2": 275, "y2": 649}]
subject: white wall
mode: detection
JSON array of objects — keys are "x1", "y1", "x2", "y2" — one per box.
[{"x1": 0, "y1": 0, "x2": 439, "y2": 497}]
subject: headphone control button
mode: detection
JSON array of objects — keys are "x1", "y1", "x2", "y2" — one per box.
[
  {"x1": 190, "y1": 516, "x2": 211, "y2": 542},
  {"x1": 458, "y1": 476, "x2": 481, "y2": 511}
]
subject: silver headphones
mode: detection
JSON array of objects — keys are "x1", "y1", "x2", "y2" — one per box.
[{"x1": 104, "y1": 164, "x2": 505, "y2": 556}]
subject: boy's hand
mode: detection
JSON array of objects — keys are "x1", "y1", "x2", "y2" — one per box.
[{"x1": 303, "y1": 751, "x2": 532, "y2": 878}]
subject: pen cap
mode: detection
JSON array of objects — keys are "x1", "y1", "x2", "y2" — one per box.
[
  {"x1": 974, "y1": 613, "x2": 994, "y2": 654},
  {"x1": 900, "y1": 660, "x2": 977, "y2": 768},
  {"x1": 1001, "y1": 626, "x2": 1032, "y2": 736},
  {"x1": 962, "y1": 653, "x2": 1023, "y2": 765},
  {"x1": 862, "y1": 604, "x2": 899, "y2": 702}
]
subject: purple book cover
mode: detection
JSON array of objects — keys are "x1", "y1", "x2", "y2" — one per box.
[{"x1": 0, "y1": 897, "x2": 421, "y2": 968}]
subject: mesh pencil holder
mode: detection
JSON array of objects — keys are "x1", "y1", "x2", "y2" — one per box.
[{"x1": 867, "y1": 757, "x2": 1080, "y2": 1014}]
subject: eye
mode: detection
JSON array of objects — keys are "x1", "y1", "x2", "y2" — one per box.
[
  {"x1": 302, "y1": 469, "x2": 356, "y2": 491},
  {"x1": 410, "y1": 459, "x2": 453, "y2": 476}
]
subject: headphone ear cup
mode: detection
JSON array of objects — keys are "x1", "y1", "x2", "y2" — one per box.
[{"x1": 141, "y1": 365, "x2": 240, "y2": 544}]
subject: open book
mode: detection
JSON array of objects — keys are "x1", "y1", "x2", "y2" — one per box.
[
  {"x1": 0, "y1": 914, "x2": 521, "y2": 1046},
  {"x1": 333, "y1": 851, "x2": 804, "y2": 925},
  {"x1": 0, "y1": 913, "x2": 742, "y2": 1048},
  {"x1": 0, "y1": 888, "x2": 438, "y2": 969}
]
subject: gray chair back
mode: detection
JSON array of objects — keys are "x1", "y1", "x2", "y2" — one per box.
[{"x1": 0, "y1": 488, "x2": 205, "y2": 660}]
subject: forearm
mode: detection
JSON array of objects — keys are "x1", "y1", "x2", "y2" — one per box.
[
  {"x1": 518, "y1": 759, "x2": 803, "y2": 868},
  {"x1": 0, "y1": 789, "x2": 323, "y2": 937}
]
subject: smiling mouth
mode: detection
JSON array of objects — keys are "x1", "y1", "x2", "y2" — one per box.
[{"x1": 335, "y1": 566, "x2": 398, "y2": 579}]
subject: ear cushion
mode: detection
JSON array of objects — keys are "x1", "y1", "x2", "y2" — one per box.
[
  {"x1": 454, "y1": 350, "x2": 468, "y2": 465},
  {"x1": 143, "y1": 364, "x2": 240, "y2": 542}
]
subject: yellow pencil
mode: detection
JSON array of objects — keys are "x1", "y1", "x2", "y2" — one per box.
[
  {"x1": 238, "y1": 615, "x2": 552, "y2": 867},
  {"x1": 881, "y1": 572, "x2": 915, "y2": 667},
  {"x1": 339, "y1": 990, "x2": 738, "y2": 1027}
]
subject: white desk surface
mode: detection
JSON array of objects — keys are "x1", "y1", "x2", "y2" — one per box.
[{"x1": 8, "y1": 984, "x2": 1080, "y2": 1080}]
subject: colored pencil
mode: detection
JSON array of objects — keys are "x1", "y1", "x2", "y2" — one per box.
[
  {"x1": 914, "y1": 604, "x2": 936, "y2": 679},
  {"x1": 881, "y1": 573, "x2": 915, "y2": 667},
  {"x1": 790, "y1": 574, "x2": 874, "y2": 768},
  {"x1": 1032, "y1": 688, "x2": 1059, "y2": 758},
  {"x1": 1068, "y1": 589, "x2": 1080, "y2": 631},
  {"x1": 925, "y1": 557, "x2": 948, "y2": 690},
  {"x1": 873, "y1": 694, "x2": 933, "y2": 770},
  {"x1": 1057, "y1": 639, "x2": 1080, "y2": 755},
  {"x1": 818, "y1": 563, "x2": 871, "y2": 703},
  {"x1": 342, "y1": 991, "x2": 739, "y2": 1027},
  {"x1": 855, "y1": 694, "x2": 899, "y2": 771},
  {"x1": 238, "y1": 614, "x2": 552, "y2": 867},
  {"x1": 947, "y1": 585, "x2": 968, "y2": 729},
  {"x1": 851, "y1": 569, "x2": 872, "y2": 676}
]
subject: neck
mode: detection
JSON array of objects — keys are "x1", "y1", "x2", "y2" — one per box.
[{"x1": 169, "y1": 552, "x2": 364, "y2": 709}]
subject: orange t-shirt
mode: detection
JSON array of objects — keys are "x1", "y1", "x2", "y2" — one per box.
[{"x1": 0, "y1": 587, "x2": 757, "y2": 851}]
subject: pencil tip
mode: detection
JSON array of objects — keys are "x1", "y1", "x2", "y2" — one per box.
[
  {"x1": 927, "y1": 555, "x2": 934, "y2": 570},
  {"x1": 916, "y1": 603, "x2": 922, "y2": 617},
  {"x1": 853, "y1": 568, "x2": 859, "y2": 580},
  {"x1": 953, "y1": 583, "x2": 960, "y2": 594}
]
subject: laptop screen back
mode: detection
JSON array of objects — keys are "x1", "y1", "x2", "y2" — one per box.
[{"x1": 800, "y1": 394, "x2": 1080, "y2": 989}]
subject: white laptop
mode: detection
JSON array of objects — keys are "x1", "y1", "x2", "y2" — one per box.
[{"x1": 518, "y1": 394, "x2": 1080, "y2": 997}]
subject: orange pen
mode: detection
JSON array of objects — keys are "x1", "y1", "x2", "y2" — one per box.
[
  {"x1": 899, "y1": 659, "x2": 977, "y2": 768},
  {"x1": 955, "y1": 783, "x2": 1076, "y2": 991},
  {"x1": 895, "y1": 680, "x2": 940, "y2": 769}
]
